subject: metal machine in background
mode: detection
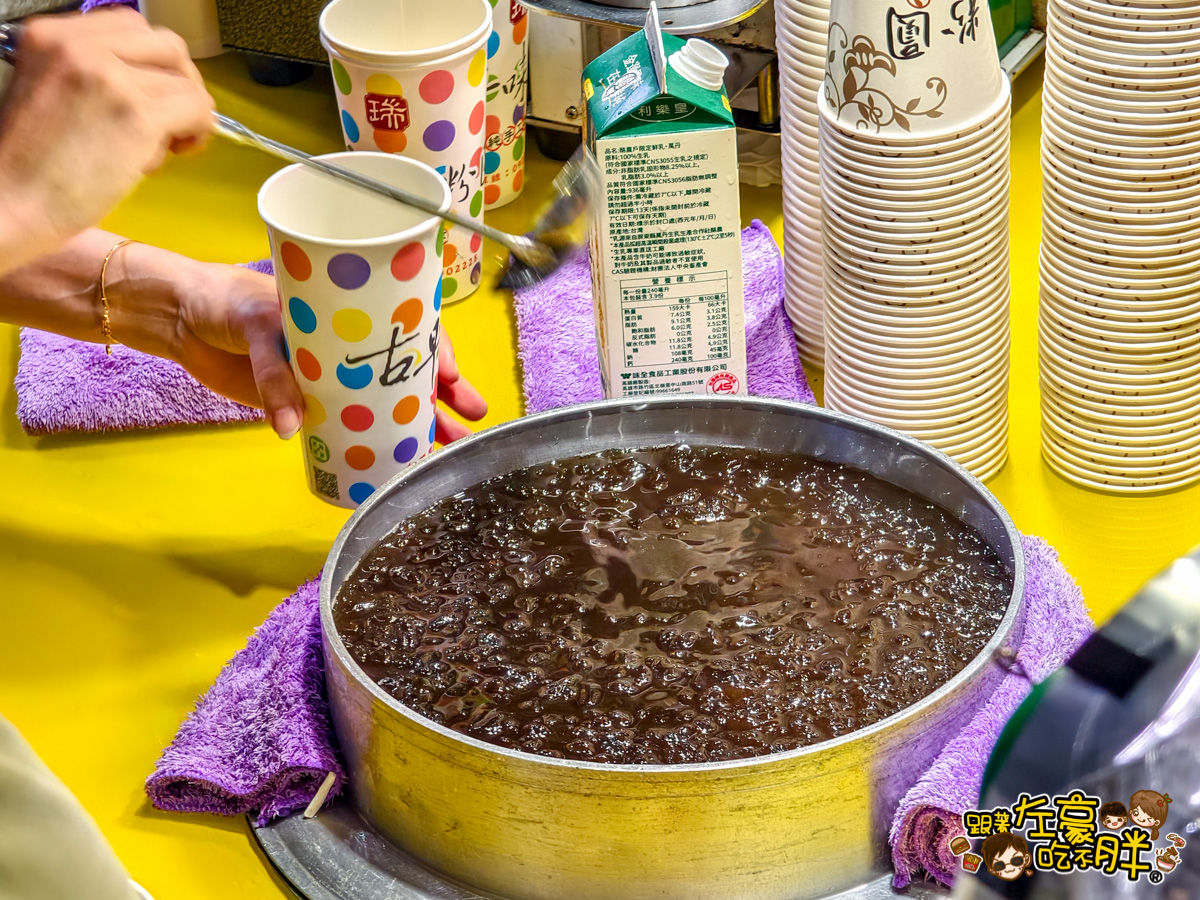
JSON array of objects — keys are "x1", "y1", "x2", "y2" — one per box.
[
  {"x1": 955, "y1": 548, "x2": 1200, "y2": 900},
  {"x1": 207, "y1": 1, "x2": 1047, "y2": 179}
]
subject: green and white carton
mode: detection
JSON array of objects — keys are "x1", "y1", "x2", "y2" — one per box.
[{"x1": 583, "y1": 6, "x2": 747, "y2": 399}]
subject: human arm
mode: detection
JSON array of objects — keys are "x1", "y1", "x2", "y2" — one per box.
[{"x1": 0, "y1": 229, "x2": 488, "y2": 440}]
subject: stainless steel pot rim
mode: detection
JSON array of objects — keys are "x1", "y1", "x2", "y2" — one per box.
[{"x1": 319, "y1": 396, "x2": 1026, "y2": 775}]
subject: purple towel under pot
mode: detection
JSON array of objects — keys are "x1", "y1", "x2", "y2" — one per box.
[
  {"x1": 146, "y1": 545, "x2": 1089, "y2": 886},
  {"x1": 890, "y1": 536, "x2": 1093, "y2": 888}
]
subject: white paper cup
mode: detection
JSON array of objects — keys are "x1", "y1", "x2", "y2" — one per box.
[
  {"x1": 321, "y1": 0, "x2": 491, "y2": 304},
  {"x1": 832, "y1": 364, "x2": 1008, "y2": 412},
  {"x1": 259, "y1": 152, "x2": 450, "y2": 509},
  {"x1": 1041, "y1": 439, "x2": 1200, "y2": 491},
  {"x1": 1042, "y1": 135, "x2": 1200, "y2": 185},
  {"x1": 1043, "y1": 166, "x2": 1200, "y2": 211},
  {"x1": 1042, "y1": 378, "x2": 1200, "y2": 424},
  {"x1": 1045, "y1": 75, "x2": 1200, "y2": 124},
  {"x1": 1049, "y1": 17, "x2": 1200, "y2": 65},
  {"x1": 1039, "y1": 352, "x2": 1200, "y2": 399},
  {"x1": 1040, "y1": 234, "x2": 1200, "y2": 282},
  {"x1": 825, "y1": 309, "x2": 1006, "y2": 362},
  {"x1": 825, "y1": 189, "x2": 1008, "y2": 236},
  {"x1": 1042, "y1": 385, "x2": 1200, "y2": 430},
  {"x1": 817, "y1": 94, "x2": 1011, "y2": 155},
  {"x1": 828, "y1": 391, "x2": 1006, "y2": 446},
  {"x1": 1043, "y1": 400, "x2": 1200, "y2": 450},
  {"x1": 1043, "y1": 427, "x2": 1200, "y2": 474},
  {"x1": 825, "y1": 283, "x2": 1007, "y2": 333},
  {"x1": 1039, "y1": 320, "x2": 1200, "y2": 371},
  {"x1": 825, "y1": 260, "x2": 1008, "y2": 307},
  {"x1": 1040, "y1": 302, "x2": 1200, "y2": 349},
  {"x1": 1049, "y1": 65, "x2": 1200, "y2": 104},
  {"x1": 822, "y1": 160, "x2": 1008, "y2": 213},
  {"x1": 826, "y1": 244, "x2": 1008, "y2": 293},
  {"x1": 821, "y1": 0, "x2": 1005, "y2": 140},
  {"x1": 483, "y1": 0, "x2": 528, "y2": 208},
  {"x1": 821, "y1": 151, "x2": 1008, "y2": 200}
]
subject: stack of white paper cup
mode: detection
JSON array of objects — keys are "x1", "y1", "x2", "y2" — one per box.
[
  {"x1": 1039, "y1": 0, "x2": 1200, "y2": 492},
  {"x1": 776, "y1": 0, "x2": 831, "y2": 368},
  {"x1": 484, "y1": 0, "x2": 529, "y2": 209},
  {"x1": 818, "y1": 0, "x2": 1012, "y2": 480},
  {"x1": 321, "y1": 0, "x2": 491, "y2": 305}
]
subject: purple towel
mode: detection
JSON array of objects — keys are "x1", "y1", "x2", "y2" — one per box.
[
  {"x1": 513, "y1": 220, "x2": 814, "y2": 412},
  {"x1": 889, "y1": 535, "x2": 1094, "y2": 889},
  {"x1": 80, "y1": 0, "x2": 139, "y2": 10},
  {"x1": 146, "y1": 538, "x2": 1090, "y2": 834},
  {"x1": 14, "y1": 261, "x2": 275, "y2": 435},
  {"x1": 145, "y1": 578, "x2": 344, "y2": 826}
]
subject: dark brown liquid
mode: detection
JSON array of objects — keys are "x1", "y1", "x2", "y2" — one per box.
[{"x1": 334, "y1": 447, "x2": 1011, "y2": 764}]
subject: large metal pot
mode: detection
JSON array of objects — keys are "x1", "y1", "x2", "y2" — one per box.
[{"x1": 320, "y1": 397, "x2": 1025, "y2": 900}]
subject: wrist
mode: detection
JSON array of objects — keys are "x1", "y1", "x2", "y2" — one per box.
[
  {"x1": 0, "y1": 179, "x2": 69, "y2": 276},
  {"x1": 104, "y1": 241, "x2": 201, "y2": 362}
]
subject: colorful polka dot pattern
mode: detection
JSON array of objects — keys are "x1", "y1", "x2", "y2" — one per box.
[
  {"x1": 332, "y1": 308, "x2": 372, "y2": 342},
  {"x1": 328, "y1": 253, "x2": 371, "y2": 290},
  {"x1": 270, "y1": 213, "x2": 444, "y2": 507},
  {"x1": 328, "y1": 41, "x2": 486, "y2": 305},
  {"x1": 483, "y1": 0, "x2": 527, "y2": 210},
  {"x1": 348, "y1": 482, "x2": 376, "y2": 505},
  {"x1": 341, "y1": 110, "x2": 360, "y2": 143}
]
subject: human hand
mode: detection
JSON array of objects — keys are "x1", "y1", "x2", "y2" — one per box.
[
  {"x1": 0, "y1": 9, "x2": 214, "y2": 271},
  {"x1": 433, "y1": 328, "x2": 488, "y2": 443},
  {"x1": 173, "y1": 264, "x2": 487, "y2": 443}
]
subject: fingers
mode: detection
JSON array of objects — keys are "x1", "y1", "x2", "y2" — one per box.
[
  {"x1": 437, "y1": 328, "x2": 487, "y2": 420},
  {"x1": 174, "y1": 340, "x2": 264, "y2": 409},
  {"x1": 244, "y1": 320, "x2": 305, "y2": 439},
  {"x1": 437, "y1": 373, "x2": 488, "y2": 422},
  {"x1": 435, "y1": 408, "x2": 474, "y2": 445},
  {"x1": 138, "y1": 69, "x2": 216, "y2": 151},
  {"x1": 437, "y1": 327, "x2": 460, "y2": 383}
]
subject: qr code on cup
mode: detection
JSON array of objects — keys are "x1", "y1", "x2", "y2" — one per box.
[{"x1": 313, "y1": 467, "x2": 339, "y2": 500}]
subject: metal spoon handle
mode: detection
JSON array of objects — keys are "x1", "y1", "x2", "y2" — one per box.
[{"x1": 213, "y1": 112, "x2": 531, "y2": 256}]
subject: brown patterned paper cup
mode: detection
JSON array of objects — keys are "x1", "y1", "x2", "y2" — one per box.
[
  {"x1": 824, "y1": 0, "x2": 1006, "y2": 138},
  {"x1": 321, "y1": 0, "x2": 491, "y2": 305}
]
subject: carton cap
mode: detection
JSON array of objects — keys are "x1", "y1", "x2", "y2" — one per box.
[{"x1": 668, "y1": 39, "x2": 727, "y2": 92}]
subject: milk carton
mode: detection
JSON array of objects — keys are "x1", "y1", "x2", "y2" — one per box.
[{"x1": 583, "y1": 8, "x2": 747, "y2": 399}]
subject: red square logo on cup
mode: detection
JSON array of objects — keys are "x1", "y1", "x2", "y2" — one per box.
[
  {"x1": 510, "y1": 2, "x2": 527, "y2": 25},
  {"x1": 364, "y1": 94, "x2": 410, "y2": 132}
]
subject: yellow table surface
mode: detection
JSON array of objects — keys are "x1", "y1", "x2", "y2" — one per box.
[{"x1": 1, "y1": 53, "x2": 1198, "y2": 899}]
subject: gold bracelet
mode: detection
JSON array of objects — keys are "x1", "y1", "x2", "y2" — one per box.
[{"x1": 99, "y1": 238, "x2": 137, "y2": 356}]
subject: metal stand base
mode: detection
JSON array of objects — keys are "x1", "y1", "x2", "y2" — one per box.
[{"x1": 251, "y1": 800, "x2": 951, "y2": 900}]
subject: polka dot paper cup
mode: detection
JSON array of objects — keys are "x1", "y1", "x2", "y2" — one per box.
[
  {"x1": 259, "y1": 152, "x2": 451, "y2": 509},
  {"x1": 321, "y1": 0, "x2": 491, "y2": 305},
  {"x1": 483, "y1": 0, "x2": 528, "y2": 209}
]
